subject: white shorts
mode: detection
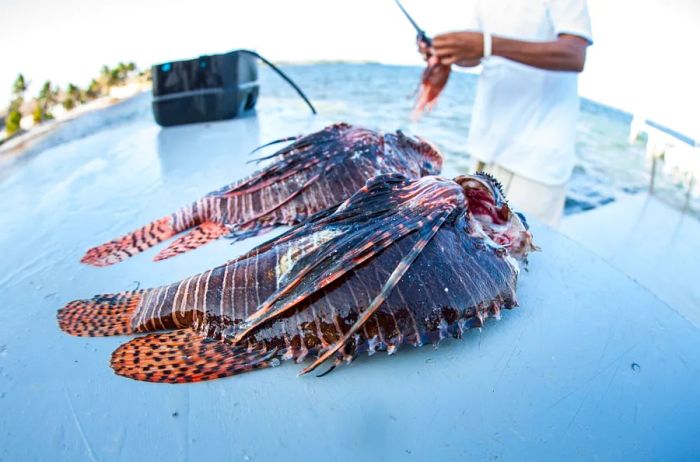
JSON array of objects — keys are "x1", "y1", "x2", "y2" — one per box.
[{"x1": 481, "y1": 163, "x2": 567, "y2": 228}]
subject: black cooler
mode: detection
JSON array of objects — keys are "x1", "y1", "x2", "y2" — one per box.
[{"x1": 151, "y1": 50, "x2": 259, "y2": 127}]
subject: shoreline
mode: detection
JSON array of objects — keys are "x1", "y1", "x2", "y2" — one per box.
[{"x1": 0, "y1": 82, "x2": 149, "y2": 167}]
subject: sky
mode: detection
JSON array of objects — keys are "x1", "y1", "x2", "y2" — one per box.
[{"x1": 1, "y1": 0, "x2": 698, "y2": 138}]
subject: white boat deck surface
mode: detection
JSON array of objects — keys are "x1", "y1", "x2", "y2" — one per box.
[
  {"x1": 1, "y1": 98, "x2": 699, "y2": 460},
  {"x1": 561, "y1": 193, "x2": 700, "y2": 329}
]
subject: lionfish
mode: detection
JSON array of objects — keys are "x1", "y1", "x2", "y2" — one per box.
[
  {"x1": 80, "y1": 123, "x2": 442, "y2": 266},
  {"x1": 58, "y1": 173, "x2": 535, "y2": 383},
  {"x1": 414, "y1": 50, "x2": 451, "y2": 116}
]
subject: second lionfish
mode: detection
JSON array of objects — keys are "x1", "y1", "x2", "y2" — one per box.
[{"x1": 80, "y1": 123, "x2": 442, "y2": 266}]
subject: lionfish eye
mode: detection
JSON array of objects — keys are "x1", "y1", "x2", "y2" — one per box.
[{"x1": 423, "y1": 161, "x2": 433, "y2": 171}]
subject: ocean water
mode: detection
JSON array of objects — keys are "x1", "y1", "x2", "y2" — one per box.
[{"x1": 1, "y1": 62, "x2": 696, "y2": 216}]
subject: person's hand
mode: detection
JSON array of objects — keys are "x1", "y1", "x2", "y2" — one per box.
[
  {"x1": 432, "y1": 31, "x2": 484, "y2": 66},
  {"x1": 416, "y1": 38, "x2": 431, "y2": 62}
]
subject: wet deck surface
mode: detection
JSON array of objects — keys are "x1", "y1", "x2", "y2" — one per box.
[{"x1": 1, "y1": 98, "x2": 700, "y2": 460}]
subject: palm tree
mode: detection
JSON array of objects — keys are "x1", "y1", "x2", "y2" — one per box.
[
  {"x1": 86, "y1": 79, "x2": 101, "y2": 99},
  {"x1": 99, "y1": 65, "x2": 115, "y2": 91},
  {"x1": 4, "y1": 108, "x2": 22, "y2": 136},
  {"x1": 62, "y1": 83, "x2": 82, "y2": 110},
  {"x1": 32, "y1": 103, "x2": 46, "y2": 123},
  {"x1": 37, "y1": 81, "x2": 59, "y2": 120},
  {"x1": 5, "y1": 73, "x2": 28, "y2": 136},
  {"x1": 12, "y1": 74, "x2": 28, "y2": 101},
  {"x1": 117, "y1": 62, "x2": 128, "y2": 80}
]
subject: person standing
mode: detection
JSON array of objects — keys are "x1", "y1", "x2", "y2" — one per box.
[{"x1": 430, "y1": 0, "x2": 593, "y2": 227}]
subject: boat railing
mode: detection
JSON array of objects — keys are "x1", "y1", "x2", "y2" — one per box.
[{"x1": 629, "y1": 115, "x2": 699, "y2": 208}]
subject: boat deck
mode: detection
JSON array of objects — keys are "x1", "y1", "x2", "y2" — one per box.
[
  {"x1": 562, "y1": 192, "x2": 700, "y2": 329},
  {"x1": 1, "y1": 98, "x2": 699, "y2": 460}
]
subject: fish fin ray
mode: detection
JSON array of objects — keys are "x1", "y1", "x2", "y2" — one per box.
[
  {"x1": 212, "y1": 124, "x2": 355, "y2": 197},
  {"x1": 248, "y1": 135, "x2": 299, "y2": 156}
]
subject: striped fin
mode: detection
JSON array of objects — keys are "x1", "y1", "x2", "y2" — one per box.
[
  {"x1": 300, "y1": 209, "x2": 451, "y2": 375},
  {"x1": 213, "y1": 123, "x2": 357, "y2": 197},
  {"x1": 81, "y1": 217, "x2": 176, "y2": 267},
  {"x1": 57, "y1": 290, "x2": 144, "y2": 336},
  {"x1": 79, "y1": 124, "x2": 381, "y2": 267},
  {"x1": 110, "y1": 329, "x2": 279, "y2": 383},
  {"x1": 230, "y1": 174, "x2": 464, "y2": 344},
  {"x1": 153, "y1": 221, "x2": 228, "y2": 262}
]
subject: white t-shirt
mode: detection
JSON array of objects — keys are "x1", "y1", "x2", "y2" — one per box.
[{"x1": 465, "y1": 0, "x2": 593, "y2": 185}]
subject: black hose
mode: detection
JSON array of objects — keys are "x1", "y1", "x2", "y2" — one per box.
[{"x1": 238, "y1": 50, "x2": 317, "y2": 115}]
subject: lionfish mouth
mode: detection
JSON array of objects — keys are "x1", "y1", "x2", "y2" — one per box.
[{"x1": 454, "y1": 174, "x2": 536, "y2": 262}]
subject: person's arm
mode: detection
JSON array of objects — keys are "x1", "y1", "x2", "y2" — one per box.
[{"x1": 432, "y1": 32, "x2": 590, "y2": 72}]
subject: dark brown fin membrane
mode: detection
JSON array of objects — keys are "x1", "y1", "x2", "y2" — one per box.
[
  {"x1": 110, "y1": 330, "x2": 279, "y2": 383},
  {"x1": 300, "y1": 209, "x2": 451, "y2": 375},
  {"x1": 153, "y1": 222, "x2": 228, "y2": 262},
  {"x1": 57, "y1": 290, "x2": 144, "y2": 337},
  {"x1": 81, "y1": 216, "x2": 177, "y2": 267},
  {"x1": 230, "y1": 174, "x2": 464, "y2": 343}
]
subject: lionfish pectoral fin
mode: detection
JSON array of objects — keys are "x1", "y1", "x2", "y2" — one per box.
[
  {"x1": 57, "y1": 290, "x2": 144, "y2": 337},
  {"x1": 230, "y1": 222, "x2": 407, "y2": 343},
  {"x1": 299, "y1": 210, "x2": 451, "y2": 376},
  {"x1": 81, "y1": 216, "x2": 177, "y2": 267},
  {"x1": 153, "y1": 222, "x2": 228, "y2": 262},
  {"x1": 231, "y1": 177, "x2": 463, "y2": 344},
  {"x1": 217, "y1": 124, "x2": 353, "y2": 198},
  {"x1": 111, "y1": 330, "x2": 280, "y2": 383}
]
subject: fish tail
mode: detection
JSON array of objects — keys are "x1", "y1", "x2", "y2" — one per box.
[
  {"x1": 111, "y1": 330, "x2": 280, "y2": 383},
  {"x1": 57, "y1": 290, "x2": 144, "y2": 337}
]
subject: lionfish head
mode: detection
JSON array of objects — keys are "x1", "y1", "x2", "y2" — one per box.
[
  {"x1": 455, "y1": 172, "x2": 537, "y2": 262},
  {"x1": 387, "y1": 130, "x2": 443, "y2": 176}
]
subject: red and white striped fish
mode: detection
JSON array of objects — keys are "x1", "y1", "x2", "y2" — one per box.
[
  {"x1": 414, "y1": 54, "x2": 451, "y2": 116},
  {"x1": 80, "y1": 123, "x2": 443, "y2": 267},
  {"x1": 411, "y1": 39, "x2": 453, "y2": 117},
  {"x1": 58, "y1": 173, "x2": 536, "y2": 383}
]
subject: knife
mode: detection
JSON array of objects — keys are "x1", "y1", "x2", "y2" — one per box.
[{"x1": 394, "y1": 0, "x2": 432, "y2": 47}]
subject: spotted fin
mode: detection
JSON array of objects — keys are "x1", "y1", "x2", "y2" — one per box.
[
  {"x1": 81, "y1": 217, "x2": 177, "y2": 267},
  {"x1": 57, "y1": 290, "x2": 144, "y2": 337},
  {"x1": 153, "y1": 222, "x2": 228, "y2": 262},
  {"x1": 110, "y1": 330, "x2": 279, "y2": 383}
]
